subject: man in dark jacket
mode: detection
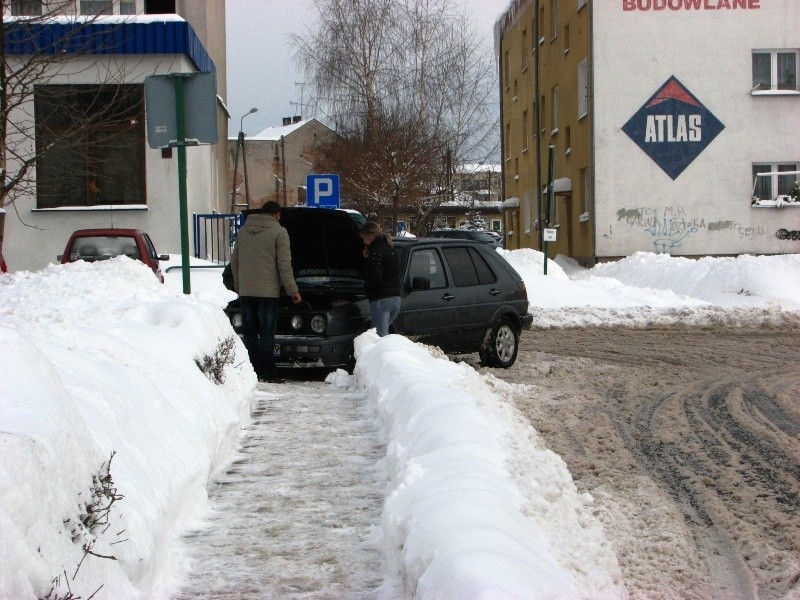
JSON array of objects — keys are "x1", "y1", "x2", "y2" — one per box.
[
  {"x1": 359, "y1": 221, "x2": 401, "y2": 336},
  {"x1": 230, "y1": 201, "x2": 301, "y2": 382}
]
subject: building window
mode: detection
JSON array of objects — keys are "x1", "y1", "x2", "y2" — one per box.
[
  {"x1": 564, "y1": 24, "x2": 570, "y2": 53},
  {"x1": 79, "y1": 0, "x2": 138, "y2": 14},
  {"x1": 522, "y1": 110, "x2": 529, "y2": 151},
  {"x1": 752, "y1": 163, "x2": 799, "y2": 201},
  {"x1": 540, "y1": 94, "x2": 546, "y2": 133},
  {"x1": 504, "y1": 122, "x2": 511, "y2": 158},
  {"x1": 752, "y1": 50, "x2": 799, "y2": 92},
  {"x1": 35, "y1": 84, "x2": 145, "y2": 208},
  {"x1": 564, "y1": 126, "x2": 571, "y2": 154},
  {"x1": 578, "y1": 58, "x2": 588, "y2": 118},
  {"x1": 580, "y1": 167, "x2": 590, "y2": 219},
  {"x1": 120, "y1": 0, "x2": 137, "y2": 14},
  {"x1": 9, "y1": 0, "x2": 41, "y2": 15},
  {"x1": 550, "y1": 0, "x2": 558, "y2": 40},
  {"x1": 80, "y1": 0, "x2": 113, "y2": 14},
  {"x1": 522, "y1": 28, "x2": 528, "y2": 70},
  {"x1": 523, "y1": 190, "x2": 531, "y2": 234},
  {"x1": 578, "y1": 0, "x2": 587, "y2": 9},
  {"x1": 503, "y1": 50, "x2": 510, "y2": 89},
  {"x1": 550, "y1": 86, "x2": 559, "y2": 135}
]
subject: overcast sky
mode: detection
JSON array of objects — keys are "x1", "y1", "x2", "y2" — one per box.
[{"x1": 224, "y1": 0, "x2": 511, "y2": 138}]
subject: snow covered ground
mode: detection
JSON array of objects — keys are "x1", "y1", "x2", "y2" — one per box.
[{"x1": 0, "y1": 250, "x2": 798, "y2": 598}]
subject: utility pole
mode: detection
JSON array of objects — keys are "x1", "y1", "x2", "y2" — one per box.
[
  {"x1": 280, "y1": 135, "x2": 288, "y2": 206},
  {"x1": 230, "y1": 107, "x2": 257, "y2": 212}
]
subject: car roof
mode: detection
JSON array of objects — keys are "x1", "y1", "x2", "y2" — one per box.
[
  {"x1": 393, "y1": 237, "x2": 488, "y2": 247},
  {"x1": 68, "y1": 228, "x2": 144, "y2": 237}
]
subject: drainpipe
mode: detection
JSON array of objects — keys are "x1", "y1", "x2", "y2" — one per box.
[{"x1": 534, "y1": 2, "x2": 543, "y2": 251}]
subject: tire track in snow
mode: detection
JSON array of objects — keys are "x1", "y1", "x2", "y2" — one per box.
[
  {"x1": 176, "y1": 381, "x2": 387, "y2": 599},
  {"x1": 495, "y1": 327, "x2": 800, "y2": 599}
]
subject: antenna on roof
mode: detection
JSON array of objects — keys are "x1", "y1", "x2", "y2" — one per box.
[{"x1": 293, "y1": 81, "x2": 310, "y2": 119}]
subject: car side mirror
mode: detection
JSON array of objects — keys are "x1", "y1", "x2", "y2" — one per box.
[
  {"x1": 159, "y1": 254, "x2": 170, "y2": 261},
  {"x1": 411, "y1": 276, "x2": 431, "y2": 291},
  {"x1": 56, "y1": 254, "x2": 63, "y2": 261}
]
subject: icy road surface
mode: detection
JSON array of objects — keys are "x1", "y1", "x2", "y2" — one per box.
[{"x1": 176, "y1": 381, "x2": 387, "y2": 599}]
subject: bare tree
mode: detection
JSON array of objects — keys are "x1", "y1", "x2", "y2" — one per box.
[
  {"x1": 293, "y1": 0, "x2": 497, "y2": 234},
  {"x1": 1, "y1": 0, "x2": 148, "y2": 222}
]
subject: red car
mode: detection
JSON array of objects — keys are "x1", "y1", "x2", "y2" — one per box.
[{"x1": 58, "y1": 228, "x2": 169, "y2": 282}]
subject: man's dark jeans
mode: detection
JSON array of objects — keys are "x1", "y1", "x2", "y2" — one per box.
[{"x1": 239, "y1": 296, "x2": 279, "y2": 379}]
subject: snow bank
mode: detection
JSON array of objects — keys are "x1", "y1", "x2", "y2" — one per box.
[
  {"x1": 0, "y1": 258, "x2": 254, "y2": 599},
  {"x1": 502, "y1": 249, "x2": 800, "y2": 328},
  {"x1": 579, "y1": 252, "x2": 800, "y2": 309},
  {"x1": 352, "y1": 332, "x2": 625, "y2": 599}
]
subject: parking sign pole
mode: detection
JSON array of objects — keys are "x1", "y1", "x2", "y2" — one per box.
[
  {"x1": 174, "y1": 75, "x2": 191, "y2": 295},
  {"x1": 543, "y1": 144, "x2": 555, "y2": 276}
]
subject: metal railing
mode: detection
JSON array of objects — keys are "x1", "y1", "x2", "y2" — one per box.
[{"x1": 193, "y1": 213, "x2": 242, "y2": 264}]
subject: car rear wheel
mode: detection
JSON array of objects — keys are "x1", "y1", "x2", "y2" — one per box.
[{"x1": 479, "y1": 317, "x2": 519, "y2": 368}]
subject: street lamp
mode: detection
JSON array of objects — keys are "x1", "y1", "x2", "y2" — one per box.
[
  {"x1": 240, "y1": 106, "x2": 257, "y2": 133},
  {"x1": 230, "y1": 107, "x2": 258, "y2": 211}
]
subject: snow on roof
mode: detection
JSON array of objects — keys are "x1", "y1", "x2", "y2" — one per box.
[
  {"x1": 3, "y1": 13, "x2": 186, "y2": 24},
  {"x1": 460, "y1": 163, "x2": 502, "y2": 174},
  {"x1": 249, "y1": 119, "x2": 320, "y2": 141}
]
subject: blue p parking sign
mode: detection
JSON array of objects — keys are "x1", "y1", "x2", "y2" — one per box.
[{"x1": 306, "y1": 174, "x2": 340, "y2": 208}]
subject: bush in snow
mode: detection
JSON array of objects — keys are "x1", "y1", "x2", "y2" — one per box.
[{"x1": 195, "y1": 336, "x2": 236, "y2": 384}]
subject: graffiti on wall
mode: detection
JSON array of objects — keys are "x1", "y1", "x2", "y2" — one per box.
[
  {"x1": 708, "y1": 220, "x2": 767, "y2": 239},
  {"x1": 617, "y1": 206, "x2": 767, "y2": 252},
  {"x1": 776, "y1": 229, "x2": 800, "y2": 241}
]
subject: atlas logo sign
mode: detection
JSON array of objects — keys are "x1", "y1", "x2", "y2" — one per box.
[{"x1": 622, "y1": 76, "x2": 724, "y2": 180}]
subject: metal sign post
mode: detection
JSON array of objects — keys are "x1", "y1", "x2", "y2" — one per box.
[
  {"x1": 145, "y1": 72, "x2": 218, "y2": 294},
  {"x1": 174, "y1": 75, "x2": 191, "y2": 294},
  {"x1": 543, "y1": 144, "x2": 555, "y2": 276}
]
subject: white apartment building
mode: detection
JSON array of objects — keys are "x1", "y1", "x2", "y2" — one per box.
[
  {"x1": 3, "y1": 0, "x2": 228, "y2": 272},
  {"x1": 498, "y1": 0, "x2": 799, "y2": 262}
]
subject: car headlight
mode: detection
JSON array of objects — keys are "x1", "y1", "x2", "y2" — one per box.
[
  {"x1": 310, "y1": 314, "x2": 326, "y2": 334},
  {"x1": 291, "y1": 315, "x2": 304, "y2": 330}
]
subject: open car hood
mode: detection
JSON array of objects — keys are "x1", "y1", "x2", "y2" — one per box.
[{"x1": 244, "y1": 207, "x2": 364, "y2": 291}]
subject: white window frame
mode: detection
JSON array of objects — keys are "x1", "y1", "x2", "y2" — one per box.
[{"x1": 751, "y1": 49, "x2": 799, "y2": 94}]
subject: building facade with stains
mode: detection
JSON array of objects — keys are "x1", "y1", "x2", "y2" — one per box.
[{"x1": 496, "y1": 0, "x2": 800, "y2": 263}]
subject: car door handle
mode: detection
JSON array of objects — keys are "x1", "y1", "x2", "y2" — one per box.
[
  {"x1": 489, "y1": 289, "x2": 501, "y2": 296},
  {"x1": 442, "y1": 293, "x2": 455, "y2": 301}
]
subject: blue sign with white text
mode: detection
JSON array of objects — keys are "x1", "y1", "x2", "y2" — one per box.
[
  {"x1": 622, "y1": 76, "x2": 724, "y2": 180},
  {"x1": 306, "y1": 174, "x2": 340, "y2": 208}
]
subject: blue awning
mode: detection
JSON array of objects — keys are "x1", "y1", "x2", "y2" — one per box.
[{"x1": 5, "y1": 18, "x2": 215, "y2": 73}]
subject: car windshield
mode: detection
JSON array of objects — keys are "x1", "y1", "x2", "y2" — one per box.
[{"x1": 71, "y1": 236, "x2": 139, "y2": 261}]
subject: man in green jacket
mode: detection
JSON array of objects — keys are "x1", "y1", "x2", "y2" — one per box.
[{"x1": 230, "y1": 201, "x2": 302, "y2": 383}]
